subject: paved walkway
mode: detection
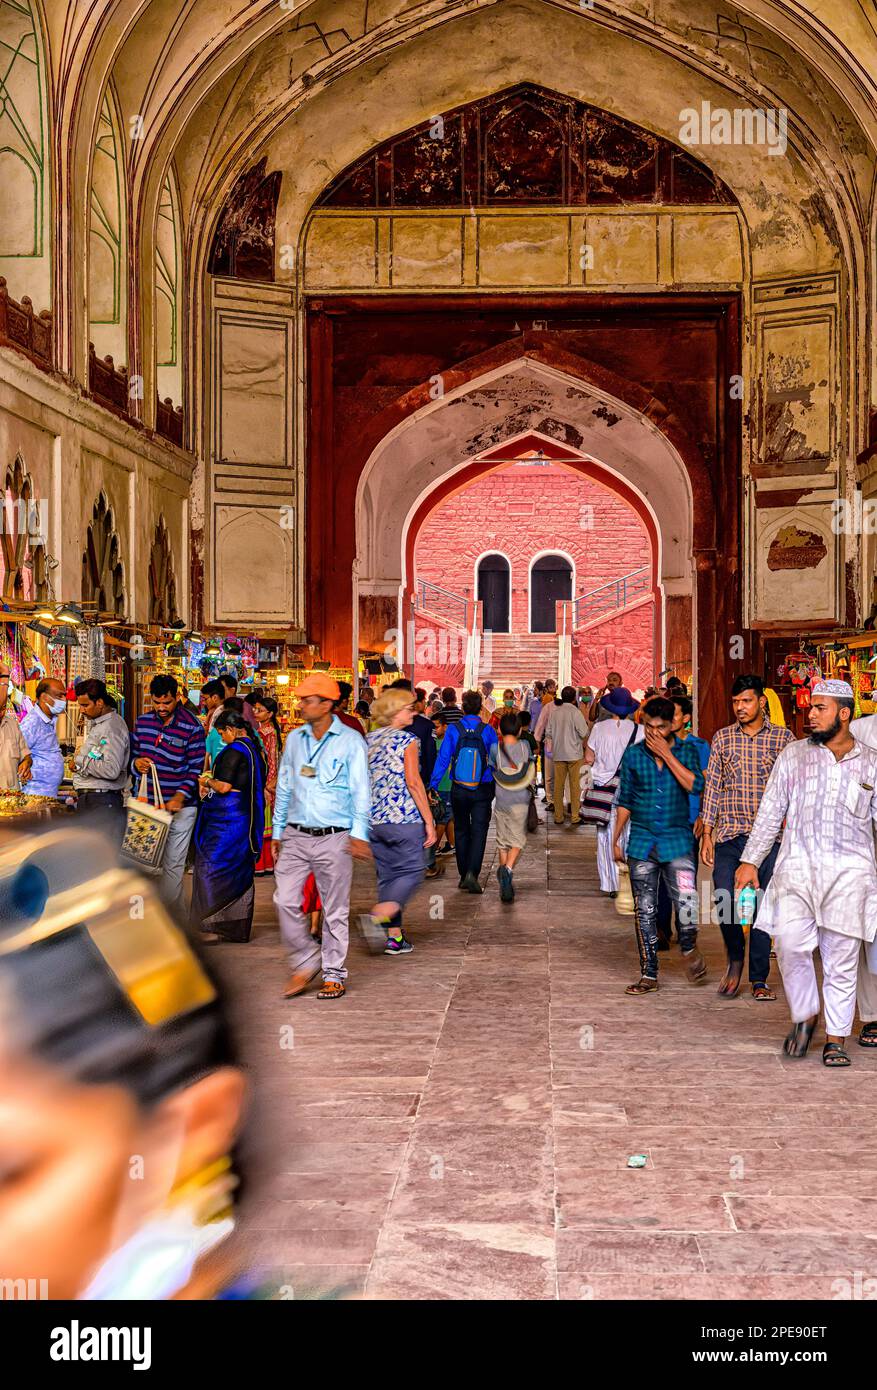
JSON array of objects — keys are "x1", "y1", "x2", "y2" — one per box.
[{"x1": 215, "y1": 810, "x2": 877, "y2": 1300}]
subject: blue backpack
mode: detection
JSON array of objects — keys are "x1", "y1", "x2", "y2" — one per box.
[{"x1": 451, "y1": 723, "x2": 488, "y2": 788}]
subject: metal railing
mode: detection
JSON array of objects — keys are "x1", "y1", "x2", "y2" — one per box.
[
  {"x1": 573, "y1": 566, "x2": 650, "y2": 627},
  {"x1": 414, "y1": 578, "x2": 470, "y2": 630}
]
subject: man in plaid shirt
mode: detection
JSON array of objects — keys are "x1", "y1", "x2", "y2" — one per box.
[
  {"x1": 613, "y1": 696, "x2": 707, "y2": 994},
  {"x1": 700, "y1": 673, "x2": 795, "y2": 1000}
]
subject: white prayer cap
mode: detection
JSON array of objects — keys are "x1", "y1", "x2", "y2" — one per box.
[{"x1": 811, "y1": 679, "x2": 854, "y2": 699}]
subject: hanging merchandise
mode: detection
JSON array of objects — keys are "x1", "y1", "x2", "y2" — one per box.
[{"x1": 69, "y1": 624, "x2": 106, "y2": 682}]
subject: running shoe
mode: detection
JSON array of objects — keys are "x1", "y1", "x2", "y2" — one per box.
[{"x1": 384, "y1": 935, "x2": 414, "y2": 956}]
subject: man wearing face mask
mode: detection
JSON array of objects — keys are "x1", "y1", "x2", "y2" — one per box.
[{"x1": 20, "y1": 678, "x2": 67, "y2": 798}]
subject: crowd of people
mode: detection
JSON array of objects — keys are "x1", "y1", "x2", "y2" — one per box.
[{"x1": 7, "y1": 656, "x2": 877, "y2": 1065}]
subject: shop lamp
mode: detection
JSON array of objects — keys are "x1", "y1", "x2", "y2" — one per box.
[
  {"x1": 275, "y1": 673, "x2": 290, "y2": 686},
  {"x1": 33, "y1": 605, "x2": 55, "y2": 621},
  {"x1": 55, "y1": 602, "x2": 84, "y2": 625}
]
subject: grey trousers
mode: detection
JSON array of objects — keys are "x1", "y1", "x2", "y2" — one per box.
[
  {"x1": 159, "y1": 805, "x2": 197, "y2": 914},
  {"x1": 273, "y1": 825, "x2": 352, "y2": 982}
]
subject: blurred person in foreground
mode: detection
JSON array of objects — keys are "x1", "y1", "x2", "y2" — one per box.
[{"x1": 0, "y1": 826, "x2": 253, "y2": 1300}]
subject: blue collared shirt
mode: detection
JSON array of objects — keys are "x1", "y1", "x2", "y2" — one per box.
[
  {"x1": 681, "y1": 732, "x2": 711, "y2": 824},
  {"x1": 273, "y1": 714, "x2": 370, "y2": 842},
  {"x1": 20, "y1": 706, "x2": 64, "y2": 797}
]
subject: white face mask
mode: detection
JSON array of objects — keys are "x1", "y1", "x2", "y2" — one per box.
[{"x1": 48, "y1": 697, "x2": 66, "y2": 716}]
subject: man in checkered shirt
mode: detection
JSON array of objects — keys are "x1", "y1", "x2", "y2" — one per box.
[{"x1": 700, "y1": 673, "x2": 794, "y2": 1000}]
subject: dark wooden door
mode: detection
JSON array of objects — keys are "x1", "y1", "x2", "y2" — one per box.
[
  {"x1": 477, "y1": 554, "x2": 510, "y2": 632},
  {"x1": 531, "y1": 555, "x2": 571, "y2": 632}
]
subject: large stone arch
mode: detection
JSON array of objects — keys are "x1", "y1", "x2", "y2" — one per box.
[{"x1": 337, "y1": 338, "x2": 733, "y2": 730}]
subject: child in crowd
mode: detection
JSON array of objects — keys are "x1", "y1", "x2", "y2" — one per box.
[
  {"x1": 430, "y1": 711, "x2": 455, "y2": 859},
  {"x1": 489, "y1": 711, "x2": 536, "y2": 902}
]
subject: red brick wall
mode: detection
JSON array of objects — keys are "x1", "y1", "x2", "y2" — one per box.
[{"x1": 414, "y1": 462, "x2": 651, "y2": 633}]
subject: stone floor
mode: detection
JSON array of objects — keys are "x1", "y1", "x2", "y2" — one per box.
[{"x1": 213, "y1": 806, "x2": 877, "y2": 1301}]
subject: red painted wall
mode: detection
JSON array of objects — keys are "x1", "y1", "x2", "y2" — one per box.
[{"x1": 414, "y1": 462, "x2": 651, "y2": 631}]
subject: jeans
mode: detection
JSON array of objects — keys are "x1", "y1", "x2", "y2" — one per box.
[
  {"x1": 629, "y1": 849, "x2": 699, "y2": 980},
  {"x1": 451, "y1": 782, "x2": 494, "y2": 878},
  {"x1": 712, "y1": 833, "x2": 778, "y2": 984},
  {"x1": 656, "y1": 830, "x2": 696, "y2": 940}
]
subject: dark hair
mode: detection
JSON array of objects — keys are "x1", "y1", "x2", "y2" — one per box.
[
  {"x1": 251, "y1": 693, "x2": 282, "y2": 747},
  {"x1": 335, "y1": 680, "x2": 353, "y2": 705},
  {"x1": 834, "y1": 698, "x2": 855, "y2": 719},
  {"x1": 432, "y1": 711, "x2": 448, "y2": 728},
  {"x1": 518, "y1": 709, "x2": 531, "y2": 728},
  {"x1": 354, "y1": 700, "x2": 370, "y2": 718},
  {"x1": 220, "y1": 673, "x2": 238, "y2": 691},
  {"x1": 0, "y1": 828, "x2": 237, "y2": 1110},
  {"x1": 499, "y1": 712, "x2": 521, "y2": 737},
  {"x1": 461, "y1": 690, "x2": 482, "y2": 715},
  {"x1": 731, "y1": 673, "x2": 764, "y2": 699},
  {"x1": 672, "y1": 694, "x2": 693, "y2": 720},
  {"x1": 643, "y1": 696, "x2": 676, "y2": 722},
  {"x1": 414, "y1": 687, "x2": 426, "y2": 703},
  {"x1": 560, "y1": 685, "x2": 576, "y2": 703},
  {"x1": 441, "y1": 687, "x2": 456, "y2": 704},
  {"x1": 222, "y1": 697, "x2": 244, "y2": 716},
  {"x1": 214, "y1": 709, "x2": 249, "y2": 733},
  {"x1": 201, "y1": 679, "x2": 225, "y2": 700},
  {"x1": 666, "y1": 676, "x2": 685, "y2": 692},
  {"x1": 77, "y1": 678, "x2": 115, "y2": 710},
  {"x1": 35, "y1": 678, "x2": 64, "y2": 701},
  {"x1": 244, "y1": 686, "x2": 265, "y2": 706},
  {"x1": 150, "y1": 674, "x2": 178, "y2": 699},
  {"x1": 389, "y1": 678, "x2": 413, "y2": 692},
  {"x1": 533, "y1": 682, "x2": 544, "y2": 693}
]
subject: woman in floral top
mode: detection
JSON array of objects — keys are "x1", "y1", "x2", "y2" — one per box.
[{"x1": 361, "y1": 688, "x2": 436, "y2": 955}]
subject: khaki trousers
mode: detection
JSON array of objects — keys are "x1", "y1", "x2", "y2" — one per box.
[{"x1": 553, "y1": 758, "x2": 582, "y2": 824}]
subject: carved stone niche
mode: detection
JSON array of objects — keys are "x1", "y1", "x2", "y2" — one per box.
[
  {"x1": 208, "y1": 157, "x2": 283, "y2": 281},
  {"x1": 317, "y1": 83, "x2": 736, "y2": 210}
]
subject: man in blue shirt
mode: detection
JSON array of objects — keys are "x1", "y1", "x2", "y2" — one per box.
[
  {"x1": 612, "y1": 696, "x2": 707, "y2": 995},
  {"x1": 656, "y1": 693, "x2": 711, "y2": 950},
  {"x1": 272, "y1": 672, "x2": 371, "y2": 1001},
  {"x1": 430, "y1": 689, "x2": 498, "y2": 893}
]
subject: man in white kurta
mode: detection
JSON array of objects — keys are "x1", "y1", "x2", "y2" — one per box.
[{"x1": 736, "y1": 681, "x2": 877, "y2": 1061}]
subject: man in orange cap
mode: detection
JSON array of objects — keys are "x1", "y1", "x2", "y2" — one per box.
[{"x1": 272, "y1": 672, "x2": 371, "y2": 1000}]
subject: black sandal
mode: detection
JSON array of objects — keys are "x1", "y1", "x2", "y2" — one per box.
[
  {"x1": 782, "y1": 1019, "x2": 816, "y2": 1058},
  {"x1": 822, "y1": 1042, "x2": 851, "y2": 1067},
  {"x1": 859, "y1": 1023, "x2": 877, "y2": 1048}
]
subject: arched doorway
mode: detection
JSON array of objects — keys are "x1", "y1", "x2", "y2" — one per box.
[
  {"x1": 530, "y1": 553, "x2": 572, "y2": 633},
  {"x1": 477, "y1": 553, "x2": 510, "y2": 632}
]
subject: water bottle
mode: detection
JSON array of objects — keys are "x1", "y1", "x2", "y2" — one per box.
[{"x1": 737, "y1": 885, "x2": 758, "y2": 933}]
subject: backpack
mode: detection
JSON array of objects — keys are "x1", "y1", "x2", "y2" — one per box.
[{"x1": 451, "y1": 722, "x2": 488, "y2": 788}]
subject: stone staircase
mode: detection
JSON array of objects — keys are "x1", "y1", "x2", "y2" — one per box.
[{"x1": 477, "y1": 632, "x2": 559, "y2": 689}]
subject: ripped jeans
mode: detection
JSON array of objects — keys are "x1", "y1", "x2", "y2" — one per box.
[{"x1": 628, "y1": 849, "x2": 699, "y2": 980}]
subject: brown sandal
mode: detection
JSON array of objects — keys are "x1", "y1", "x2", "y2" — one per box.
[
  {"x1": 317, "y1": 980, "x2": 346, "y2": 1000},
  {"x1": 626, "y1": 977, "x2": 658, "y2": 995},
  {"x1": 751, "y1": 983, "x2": 776, "y2": 1001}
]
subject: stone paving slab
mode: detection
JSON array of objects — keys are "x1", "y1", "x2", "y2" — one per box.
[{"x1": 210, "y1": 803, "x2": 877, "y2": 1300}]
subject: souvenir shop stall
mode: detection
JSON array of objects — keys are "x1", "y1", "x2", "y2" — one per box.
[{"x1": 762, "y1": 632, "x2": 877, "y2": 737}]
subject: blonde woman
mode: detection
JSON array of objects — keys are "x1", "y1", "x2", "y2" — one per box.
[{"x1": 360, "y1": 688, "x2": 436, "y2": 956}]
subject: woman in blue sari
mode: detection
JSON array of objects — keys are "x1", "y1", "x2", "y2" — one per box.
[{"x1": 191, "y1": 710, "x2": 266, "y2": 943}]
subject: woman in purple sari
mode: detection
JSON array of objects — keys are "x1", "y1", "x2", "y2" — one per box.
[{"x1": 191, "y1": 710, "x2": 266, "y2": 942}]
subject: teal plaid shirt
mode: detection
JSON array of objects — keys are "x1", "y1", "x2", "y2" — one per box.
[{"x1": 617, "y1": 735, "x2": 706, "y2": 863}]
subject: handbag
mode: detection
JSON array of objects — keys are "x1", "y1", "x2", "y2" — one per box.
[
  {"x1": 579, "y1": 722, "x2": 636, "y2": 827},
  {"x1": 121, "y1": 765, "x2": 173, "y2": 874},
  {"x1": 526, "y1": 789, "x2": 539, "y2": 833}
]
